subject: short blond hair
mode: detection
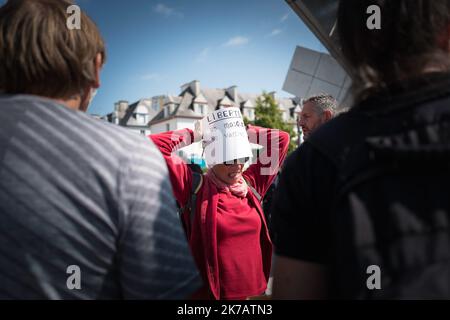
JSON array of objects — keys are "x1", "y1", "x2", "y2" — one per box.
[{"x1": 0, "y1": 0, "x2": 106, "y2": 99}]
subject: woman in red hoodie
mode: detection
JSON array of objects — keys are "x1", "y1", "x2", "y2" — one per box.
[{"x1": 149, "y1": 122, "x2": 289, "y2": 300}]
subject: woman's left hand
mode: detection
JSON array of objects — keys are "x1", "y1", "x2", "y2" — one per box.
[{"x1": 193, "y1": 120, "x2": 204, "y2": 142}]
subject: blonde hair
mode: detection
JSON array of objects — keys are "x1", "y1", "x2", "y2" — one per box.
[{"x1": 0, "y1": 0, "x2": 106, "y2": 99}]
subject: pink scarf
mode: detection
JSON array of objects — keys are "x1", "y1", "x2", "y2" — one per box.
[{"x1": 206, "y1": 169, "x2": 248, "y2": 198}]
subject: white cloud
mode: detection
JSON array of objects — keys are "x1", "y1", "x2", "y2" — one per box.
[
  {"x1": 153, "y1": 3, "x2": 183, "y2": 18},
  {"x1": 222, "y1": 36, "x2": 249, "y2": 47},
  {"x1": 280, "y1": 13, "x2": 289, "y2": 22},
  {"x1": 140, "y1": 73, "x2": 161, "y2": 81},
  {"x1": 195, "y1": 47, "x2": 210, "y2": 63},
  {"x1": 268, "y1": 28, "x2": 282, "y2": 37}
]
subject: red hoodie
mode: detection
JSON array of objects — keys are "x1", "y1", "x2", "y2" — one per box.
[{"x1": 149, "y1": 125, "x2": 289, "y2": 299}]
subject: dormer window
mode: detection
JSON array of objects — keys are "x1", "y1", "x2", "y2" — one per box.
[
  {"x1": 218, "y1": 95, "x2": 233, "y2": 109},
  {"x1": 164, "y1": 105, "x2": 173, "y2": 117},
  {"x1": 135, "y1": 113, "x2": 149, "y2": 124},
  {"x1": 194, "y1": 103, "x2": 206, "y2": 115},
  {"x1": 134, "y1": 105, "x2": 149, "y2": 125}
]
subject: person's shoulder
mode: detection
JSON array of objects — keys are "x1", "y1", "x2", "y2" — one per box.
[
  {"x1": 307, "y1": 110, "x2": 367, "y2": 165},
  {"x1": 58, "y1": 96, "x2": 162, "y2": 161},
  {"x1": 283, "y1": 141, "x2": 324, "y2": 178},
  {"x1": 4, "y1": 94, "x2": 162, "y2": 162},
  {"x1": 308, "y1": 111, "x2": 357, "y2": 142},
  {"x1": 74, "y1": 110, "x2": 161, "y2": 158},
  {"x1": 86, "y1": 117, "x2": 165, "y2": 167},
  {"x1": 76, "y1": 118, "x2": 161, "y2": 164}
]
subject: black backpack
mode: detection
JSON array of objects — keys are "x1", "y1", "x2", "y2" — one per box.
[
  {"x1": 179, "y1": 172, "x2": 263, "y2": 239},
  {"x1": 309, "y1": 98, "x2": 450, "y2": 299}
]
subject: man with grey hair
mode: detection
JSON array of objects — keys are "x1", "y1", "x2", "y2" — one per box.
[{"x1": 298, "y1": 94, "x2": 337, "y2": 140}]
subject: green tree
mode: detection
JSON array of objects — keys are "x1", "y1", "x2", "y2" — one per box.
[{"x1": 247, "y1": 92, "x2": 297, "y2": 152}]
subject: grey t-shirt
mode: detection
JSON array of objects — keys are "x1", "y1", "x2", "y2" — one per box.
[{"x1": 0, "y1": 94, "x2": 201, "y2": 299}]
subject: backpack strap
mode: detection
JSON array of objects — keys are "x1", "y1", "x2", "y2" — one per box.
[
  {"x1": 179, "y1": 171, "x2": 204, "y2": 237},
  {"x1": 244, "y1": 177, "x2": 262, "y2": 203},
  {"x1": 189, "y1": 172, "x2": 203, "y2": 225}
]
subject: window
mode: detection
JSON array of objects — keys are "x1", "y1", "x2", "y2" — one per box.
[
  {"x1": 194, "y1": 103, "x2": 205, "y2": 115},
  {"x1": 135, "y1": 113, "x2": 148, "y2": 124},
  {"x1": 164, "y1": 105, "x2": 174, "y2": 117}
]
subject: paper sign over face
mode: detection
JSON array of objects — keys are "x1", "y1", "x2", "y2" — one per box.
[{"x1": 202, "y1": 107, "x2": 252, "y2": 167}]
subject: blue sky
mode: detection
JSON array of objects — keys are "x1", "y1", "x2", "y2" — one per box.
[{"x1": 1, "y1": 0, "x2": 325, "y2": 115}]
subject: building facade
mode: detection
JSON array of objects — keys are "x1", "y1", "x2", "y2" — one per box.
[
  {"x1": 103, "y1": 97, "x2": 165, "y2": 136},
  {"x1": 148, "y1": 80, "x2": 300, "y2": 164},
  {"x1": 102, "y1": 81, "x2": 301, "y2": 165}
]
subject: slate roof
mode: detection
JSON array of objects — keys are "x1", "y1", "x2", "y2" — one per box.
[
  {"x1": 119, "y1": 99, "x2": 157, "y2": 127},
  {"x1": 147, "y1": 81, "x2": 300, "y2": 125}
]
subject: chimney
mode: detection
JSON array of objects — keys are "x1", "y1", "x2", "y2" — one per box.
[
  {"x1": 190, "y1": 80, "x2": 200, "y2": 96},
  {"x1": 116, "y1": 100, "x2": 129, "y2": 119},
  {"x1": 113, "y1": 110, "x2": 119, "y2": 125},
  {"x1": 226, "y1": 85, "x2": 238, "y2": 102}
]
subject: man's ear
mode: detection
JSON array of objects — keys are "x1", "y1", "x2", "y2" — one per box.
[
  {"x1": 93, "y1": 53, "x2": 102, "y2": 89},
  {"x1": 323, "y1": 110, "x2": 333, "y2": 122}
]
